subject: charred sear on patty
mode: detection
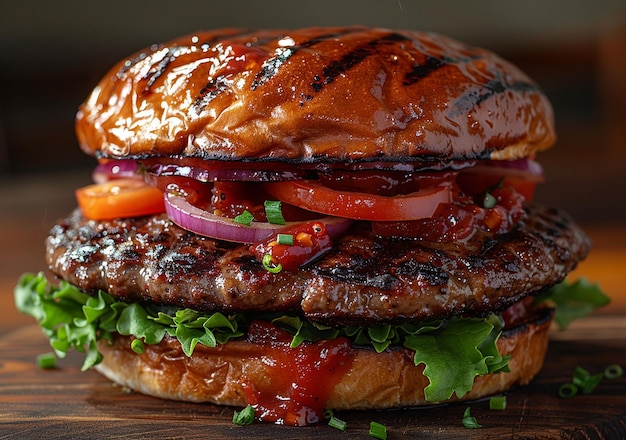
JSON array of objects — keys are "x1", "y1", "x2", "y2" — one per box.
[{"x1": 46, "y1": 206, "x2": 589, "y2": 326}]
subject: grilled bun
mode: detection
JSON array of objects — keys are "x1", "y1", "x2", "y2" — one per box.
[
  {"x1": 76, "y1": 26, "x2": 555, "y2": 163},
  {"x1": 95, "y1": 307, "x2": 553, "y2": 410}
]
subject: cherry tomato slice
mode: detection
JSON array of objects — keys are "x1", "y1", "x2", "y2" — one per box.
[
  {"x1": 250, "y1": 221, "x2": 332, "y2": 272},
  {"x1": 76, "y1": 178, "x2": 165, "y2": 220},
  {"x1": 262, "y1": 180, "x2": 451, "y2": 221}
]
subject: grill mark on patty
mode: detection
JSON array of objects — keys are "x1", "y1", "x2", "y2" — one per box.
[
  {"x1": 394, "y1": 259, "x2": 449, "y2": 286},
  {"x1": 46, "y1": 206, "x2": 590, "y2": 326}
]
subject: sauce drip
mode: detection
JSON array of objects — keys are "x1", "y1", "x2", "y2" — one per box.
[{"x1": 242, "y1": 321, "x2": 355, "y2": 426}]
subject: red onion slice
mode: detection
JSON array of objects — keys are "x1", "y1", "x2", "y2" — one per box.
[
  {"x1": 146, "y1": 163, "x2": 308, "y2": 182},
  {"x1": 469, "y1": 158, "x2": 545, "y2": 181},
  {"x1": 164, "y1": 193, "x2": 352, "y2": 244},
  {"x1": 92, "y1": 160, "x2": 140, "y2": 183}
]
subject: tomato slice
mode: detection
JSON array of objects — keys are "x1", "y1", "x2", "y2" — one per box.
[
  {"x1": 263, "y1": 180, "x2": 451, "y2": 221},
  {"x1": 76, "y1": 178, "x2": 165, "y2": 220},
  {"x1": 456, "y1": 172, "x2": 537, "y2": 202}
]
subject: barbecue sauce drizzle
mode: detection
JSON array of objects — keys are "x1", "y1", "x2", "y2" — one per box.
[{"x1": 242, "y1": 321, "x2": 355, "y2": 426}]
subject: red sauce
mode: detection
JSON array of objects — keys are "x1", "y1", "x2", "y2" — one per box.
[
  {"x1": 242, "y1": 321, "x2": 355, "y2": 426},
  {"x1": 141, "y1": 157, "x2": 530, "y2": 243},
  {"x1": 372, "y1": 183, "x2": 526, "y2": 242},
  {"x1": 501, "y1": 296, "x2": 536, "y2": 328}
]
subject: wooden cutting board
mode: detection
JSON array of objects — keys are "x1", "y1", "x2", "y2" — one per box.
[{"x1": 1, "y1": 322, "x2": 624, "y2": 439}]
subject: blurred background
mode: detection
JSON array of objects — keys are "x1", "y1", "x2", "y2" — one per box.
[{"x1": 1, "y1": 0, "x2": 625, "y2": 305}]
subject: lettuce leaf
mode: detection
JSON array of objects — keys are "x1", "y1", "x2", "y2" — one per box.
[
  {"x1": 404, "y1": 315, "x2": 508, "y2": 402},
  {"x1": 535, "y1": 278, "x2": 610, "y2": 330},
  {"x1": 14, "y1": 272, "x2": 242, "y2": 370}
]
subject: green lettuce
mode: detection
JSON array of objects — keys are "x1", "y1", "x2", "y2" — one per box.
[
  {"x1": 14, "y1": 272, "x2": 607, "y2": 403},
  {"x1": 534, "y1": 278, "x2": 610, "y2": 330},
  {"x1": 14, "y1": 272, "x2": 243, "y2": 370}
]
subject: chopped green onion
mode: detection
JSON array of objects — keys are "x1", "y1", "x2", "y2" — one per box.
[
  {"x1": 130, "y1": 338, "x2": 145, "y2": 354},
  {"x1": 232, "y1": 405, "x2": 255, "y2": 425},
  {"x1": 36, "y1": 352, "x2": 57, "y2": 369},
  {"x1": 262, "y1": 254, "x2": 282, "y2": 273},
  {"x1": 264, "y1": 200, "x2": 286, "y2": 225},
  {"x1": 369, "y1": 421, "x2": 387, "y2": 439},
  {"x1": 489, "y1": 395, "x2": 507, "y2": 410},
  {"x1": 572, "y1": 365, "x2": 603, "y2": 394},
  {"x1": 604, "y1": 364, "x2": 623, "y2": 380},
  {"x1": 277, "y1": 233, "x2": 294, "y2": 246},
  {"x1": 461, "y1": 407, "x2": 482, "y2": 429},
  {"x1": 558, "y1": 382, "x2": 578, "y2": 398},
  {"x1": 483, "y1": 191, "x2": 497, "y2": 209},
  {"x1": 233, "y1": 210, "x2": 254, "y2": 226},
  {"x1": 328, "y1": 416, "x2": 347, "y2": 431}
]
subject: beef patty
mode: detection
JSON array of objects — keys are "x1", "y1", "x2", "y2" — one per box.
[{"x1": 46, "y1": 206, "x2": 590, "y2": 325}]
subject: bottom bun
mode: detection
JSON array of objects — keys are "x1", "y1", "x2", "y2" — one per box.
[{"x1": 95, "y1": 307, "x2": 553, "y2": 413}]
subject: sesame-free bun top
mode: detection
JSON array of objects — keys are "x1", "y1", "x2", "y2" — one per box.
[{"x1": 75, "y1": 26, "x2": 555, "y2": 163}]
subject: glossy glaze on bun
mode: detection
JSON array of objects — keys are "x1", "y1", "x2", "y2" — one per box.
[{"x1": 76, "y1": 26, "x2": 555, "y2": 163}]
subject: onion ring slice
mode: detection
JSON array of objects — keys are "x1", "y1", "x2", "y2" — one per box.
[{"x1": 164, "y1": 193, "x2": 352, "y2": 244}]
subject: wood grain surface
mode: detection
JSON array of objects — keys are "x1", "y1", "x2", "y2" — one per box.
[{"x1": 1, "y1": 319, "x2": 624, "y2": 439}]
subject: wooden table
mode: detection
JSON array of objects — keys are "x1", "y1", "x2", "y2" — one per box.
[{"x1": 1, "y1": 172, "x2": 625, "y2": 439}]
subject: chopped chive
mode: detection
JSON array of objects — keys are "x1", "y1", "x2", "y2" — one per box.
[
  {"x1": 604, "y1": 364, "x2": 623, "y2": 380},
  {"x1": 36, "y1": 352, "x2": 57, "y2": 369},
  {"x1": 262, "y1": 254, "x2": 282, "y2": 273},
  {"x1": 369, "y1": 421, "x2": 387, "y2": 439},
  {"x1": 277, "y1": 233, "x2": 294, "y2": 246},
  {"x1": 461, "y1": 407, "x2": 482, "y2": 429},
  {"x1": 232, "y1": 404, "x2": 255, "y2": 425},
  {"x1": 489, "y1": 395, "x2": 507, "y2": 410},
  {"x1": 264, "y1": 200, "x2": 286, "y2": 225},
  {"x1": 483, "y1": 191, "x2": 497, "y2": 209},
  {"x1": 328, "y1": 415, "x2": 347, "y2": 431},
  {"x1": 558, "y1": 382, "x2": 578, "y2": 398},
  {"x1": 233, "y1": 210, "x2": 254, "y2": 226},
  {"x1": 130, "y1": 338, "x2": 145, "y2": 354},
  {"x1": 572, "y1": 365, "x2": 603, "y2": 394}
]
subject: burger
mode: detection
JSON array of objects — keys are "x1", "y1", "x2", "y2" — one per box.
[{"x1": 16, "y1": 26, "x2": 594, "y2": 426}]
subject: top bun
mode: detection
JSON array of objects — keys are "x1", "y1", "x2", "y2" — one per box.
[{"x1": 76, "y1": 26, "x2": 555, "y2": 163}]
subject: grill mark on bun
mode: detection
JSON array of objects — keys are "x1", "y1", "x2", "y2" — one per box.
[
  {"x1": 117, "y1": 29, "x2": 255, "y2": 79},
  {"x1": 449, "y1": 78, "x2": 540, "y2": 117},
  {"x1": 140, "y1": 47, "x2": 182, "y2": 93},
  {"x1": 309, "y1": 32, "x2": 411, "y2": 94},
  {"x1": 251, "y1": 28, "x2": 360, "y2": 90},
  {"x1": 402, "y1": 55, "x2": 448, "y2": 86},
  {"x1": 192, "y1": 77, "x2": 230, "y2": 114}
]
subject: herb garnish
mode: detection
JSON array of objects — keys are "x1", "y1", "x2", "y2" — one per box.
[
  {"x1": 461, "y1": 407, "x2": 482, "y2": 429},
  {"x1": 233, "y1": 210, "x2": 255, "y2": 226},
  {"x1": 232, "y1": 405, "x2": 255, "y2": 425},
  {"x1": 264, "y1": 200, "x2": 286, "y2": 225},
  {"x1": 369, "y1": 421, "x2": 387, "y2": 439}
]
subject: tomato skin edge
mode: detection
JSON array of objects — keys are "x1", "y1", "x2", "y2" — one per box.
[{"x1": 263, "y1": 180, "x2": 451, "y2": 221}]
